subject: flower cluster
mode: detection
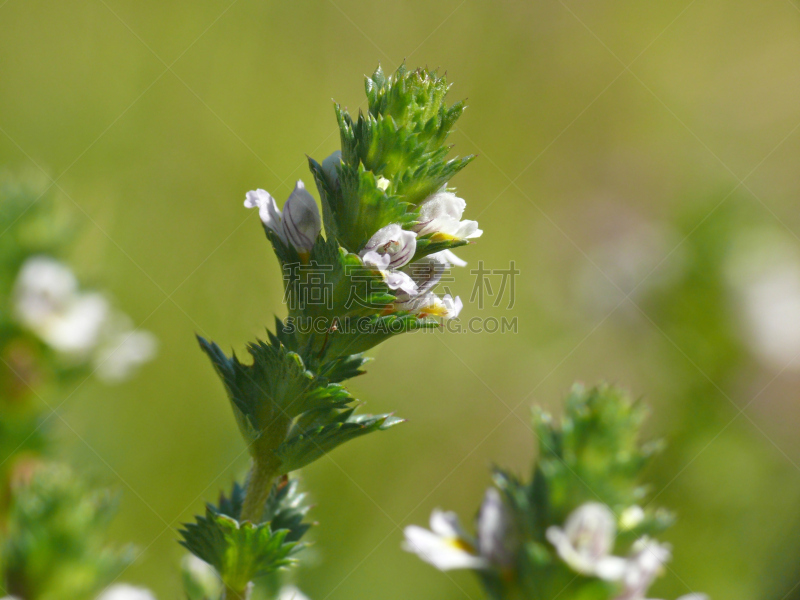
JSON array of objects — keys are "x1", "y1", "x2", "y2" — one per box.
[
  {"x1": 403, "y1": 488, "x2": 513, "y2": 572},
  {"x1": 11, "y1": 256, "x2": 157, "y2": 382},
  {"x1": 404, "y1": 384, "x2": 707, "y2": 600},
  {"x1": 246, "y1": 170, "x2": 480, "y2": 322},
  {"x1": 547, "y1": 503, "x2": 706, "y2": 600}
]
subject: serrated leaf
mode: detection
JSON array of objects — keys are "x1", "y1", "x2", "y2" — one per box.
[
  {"x1": 276, "y1": 413, "x2": 403, "y2": 473},
  {"x1": 179, "y1": 510, "x2": 296, "y2": 590}
]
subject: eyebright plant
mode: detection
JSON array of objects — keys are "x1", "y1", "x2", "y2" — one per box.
[
  {"x1": 183, "y1": 64, "x2": 482, "y2": 599},
  {"x1": 403, "y1": 384, "x2": 708, "y2": 600}
]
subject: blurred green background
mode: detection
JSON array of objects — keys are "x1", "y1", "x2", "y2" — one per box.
[{"x1": 2, "y1": 1, "x2": 800, "y2": 598}]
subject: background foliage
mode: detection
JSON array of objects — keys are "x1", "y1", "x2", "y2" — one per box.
[{"x1": 2, "y1": 1, "x2": 800, "y2": 599}]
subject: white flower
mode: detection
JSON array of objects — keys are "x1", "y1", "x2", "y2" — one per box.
[
  {"x1": 13, "y1": 257, "x2": 110, "y2": 357},
  {"x1": 613, "y1": 537, "x2": 671, "y2": 600},
  {"x1": 403, "y1": 509, "x2": 488, "y2": 571},
  {"x1": 245, "y1": 181, "x2": 321, "y2": 256},
  {"x1": 414, "y1": 189, "x2": 482, "y2": 240},
  {"x1": 12, "y1": 256, "x2": 157, "y2": 380},
  {"x1": 395, "y1": 292, "x2": 463, "y2": 319},
  {"x1": 361, "y1": 251, "x2": 418, "y2": 296},
  {"x1": 244, "y1": 189, "x2": 285, "y2": 243},
  {"x1": 95, "y1": 584, "x2": 157, "y2": 600},
  {"x1": 360, "y1": 223, "x2": 417, "y2": 269},
  {"x1": 477, "y1": 488, "x2": 516, "y2": 568},
  {"x1": 546, "y1": 502, "x2": 627, "y2": 580},
  {"x1": 399, "y1": 252, "x2": 450, "y2": 300},
  {"x1": 725, "y1": 232, "x2": 800, "y2": 371},
  {"x1": 277, "y1": 586, "x2": 310, "y2": 600},
  {"x1": 93, "y1": 316, "x2": 158, "y2": 383},
  {"x1": 321, "y1": 150, "x2": 342, "y2": 186},
  {"x1": 619, "y1": 505, "x2": 645, "y2": 531}
]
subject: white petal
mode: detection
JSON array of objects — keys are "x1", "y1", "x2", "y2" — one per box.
[
  {"x1": 276, "y1": 586, "x2": 310, "y2": 600},
  {"x1": 563, "y1": 502, "x2": 617, "y2": 560},
  {"x1": 436, "y1": 249, "x2": 468, "y2": 267},
  {"x1": 443, "y1": 294, "x2": 463, "y2": 319},
  {"x1": 245, "y1": 189, "x2": 285, "y2": 243},
  {"x1": 94, "y1": 328, "x2": 158, "y2": 383},
  {"x1": 44, "y1": 293, "x2": 110, "y2": 355},
  {"x1": 403, "y1": 525, "x2": 486, "y2": 571},
  {"x1": 414, "y1": 191, "x2": 481, "y2": 240},
  {"x1": 430, "y1": 509, "x2": 468, "y2": 539},
  {"x1": 361, "y1": 250, "x2": 391, "y2": 271},
  {"x1": 385, "y1": 270, "x2": 418, "y2": 295},
  {"x1": 418, "y1": 191, "x2": 466, "y2": 224},
  {"x1": 615, "y1": 538, "x2": 672, "y2": 600},
  {"x1": 595, "y1": 555, "x2": 629, "y2": 581},
  {"x1": 376, "y1": 176, "x2": 391, "y2": 191},
  {"x1": 282, "y1": 180, "x2": 321, "y2": 254},
  {"x1": 395, "y1": 293, "x2": 461, "y2": 319},
  {"x1": 404, "y1": 253, "x2": 448, "y2": 296},
  {"x1": 95, "y1": 584, "x2": 157, "y2": 600},
  {"x1": 13, "y1": 256, "x2": 78, "y2": 329},
  {"x1": 547, "y1": 503, "x2": 623, "y2": 579}
]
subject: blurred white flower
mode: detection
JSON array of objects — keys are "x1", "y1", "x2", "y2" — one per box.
[
  {"x1": 395, "y1": 292, "x2": 463, "y2": 319},
  {"x1": 619, "y1": 505, "x2": 645, "y2": 531},
  {"x1": 321, "y1": 150, "x2": 342, "y2": 186},
  {"x1": 95, "y1": 584, "x2": 157, "y2": 600},
  {"x1": 277, "y1": 586, "x2": 310, "y2": 600},
  {"x1": 414, "y1": 188, "x2": 482, "y2": 240},
  {"x1": 12, "y1": 256, "x2": 157, "y2": 381},
  {"x1": 613, "y1": 537, "x2": 671, "y2": 600},
  {"x1": 245, "y1": 181, "x2": 321, "y2": 257},
  {"x1": 12, "y1": 257, "x2": 105, "y2": 355},
  {"x1": 546, "y1": 502, "x2": 627, "y2": 580},
  {"x1": 726, "y1": 231, "x2": 800, "y2": 371},
  {"x1": 93, "y1": 328, "x2": 158, "y2": 383},
  {"x1": 13, "y1": 257, "x2": 108, "y2": 356},
  {"x1": 404, "y1": 509, "x2": 488, "y2": 571},
  {"x1": 477, "y1": 488, "x2": 516, "y2": 568}
]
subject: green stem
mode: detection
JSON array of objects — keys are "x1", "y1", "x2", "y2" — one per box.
[
  {"x1": 223, "y1": 583, "x2": 251, "y2": 600},
  {"x1": 240, "y1": 457, "x2": 279, "y2": 524}
]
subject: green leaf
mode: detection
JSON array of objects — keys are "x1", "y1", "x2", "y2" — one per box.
[
  {"x1": 197, "y1": 336, "x2": 353, "y2": 450},
  {"x1": 179, "y1": 510, "x2": 296, "y2": 590},
  {"x1": 276, "y1": 413, "x2": 404, "y2": 473}
]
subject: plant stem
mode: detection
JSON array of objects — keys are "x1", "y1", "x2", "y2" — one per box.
[
  {"x1": 240, "y1": 457, "x2": 279, "y2": 524},
  {"x1": 223, "y1": 583, "x2": 251, "y2": 600}
]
